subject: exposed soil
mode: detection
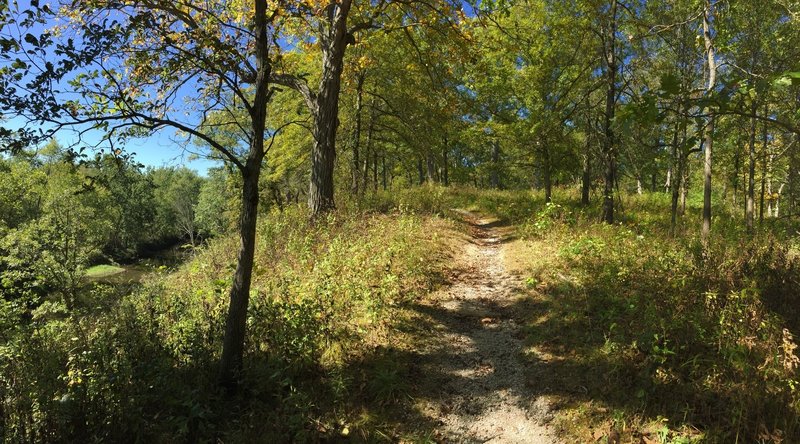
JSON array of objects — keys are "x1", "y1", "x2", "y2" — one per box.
[{"x1": 409, "y1": 210, "x2": 558, "y2": 443}]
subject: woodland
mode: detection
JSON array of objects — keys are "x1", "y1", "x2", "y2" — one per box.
[{"x1": 1, "y1": 0, "x2": 800, "y2": 442}]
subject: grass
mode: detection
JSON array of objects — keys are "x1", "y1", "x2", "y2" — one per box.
[
  {"x1": 84, "y1": 264, "x2": 126, "y2": 278},
  {"x1": 4, "y1": 185, "x2": 800, "y2": 443},
  {"x1": 1, "y1": 202, "x2": 455, "y2": 443}
]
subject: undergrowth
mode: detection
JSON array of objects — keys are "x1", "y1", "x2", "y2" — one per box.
[
  {"x1": 505, "y1": 190, "x2": 800, "y2": 443},
  {"x1": 0, "y1": 202, "x2": 451, "y2": 442},
  {"x1": 3, "y1": 185, "x2": 800, "y2": 443}
]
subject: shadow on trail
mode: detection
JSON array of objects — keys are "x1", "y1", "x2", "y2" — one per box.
[{"x1": 355, "y1": 214, "x2": 800, "y2": 443}]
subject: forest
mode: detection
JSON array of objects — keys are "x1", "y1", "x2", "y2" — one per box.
[{"x1": 1, "y1": 0, "x2": 800, "y2": 442}]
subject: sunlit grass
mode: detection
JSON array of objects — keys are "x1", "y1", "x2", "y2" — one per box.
[{"x1": 85, "y1": 264, "x2": 126, "y2": 278}]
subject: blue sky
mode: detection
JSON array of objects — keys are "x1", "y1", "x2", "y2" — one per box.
[{"x1": 3, "y1": 1, "x2": 481, "y2": 175}]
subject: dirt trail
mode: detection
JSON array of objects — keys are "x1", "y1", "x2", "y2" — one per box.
[{"x1": 411, "y1": 210, "x2": 557, "y2": 443}]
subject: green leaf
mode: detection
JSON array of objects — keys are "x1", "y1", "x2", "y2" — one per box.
[
  {"x1": 23, "y1": 33, "x2": 37, "y2": 47},
  {"x1": 659, "y1": 73, "x2": 680, "y2": 96},
  {"x1": 11, "y1": 59, "x2": 27, "y2": 70}
]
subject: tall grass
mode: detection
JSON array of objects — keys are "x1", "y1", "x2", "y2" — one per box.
[{"x1": 0, "y1": 202, "x2": 451, "y2": 442}]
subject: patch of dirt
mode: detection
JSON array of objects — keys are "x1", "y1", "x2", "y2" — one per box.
[{"x1": 410, "y1": 210, "x2": 558, "y2": 443}]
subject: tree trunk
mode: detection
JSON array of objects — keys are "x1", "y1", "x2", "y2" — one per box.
[
  {"x1": 543, "y1": 141, "x2": 553, "y2": 203},
  {"x1": 701, "y1": 0, "x2": 716, "y2": 241},
  {"x1": 665, "y1": 167, "x2": 671, "y2": 194},
  {"x1": 490, "y1": 140, "x2": 501, "y2": 189},
  {"x1": 373, "y1": 150, "x2": 379, "y2": 193},
  {"x1": 443, "y1": 136, "x2": 449, "y2": 187},
  {"x1": 636, "y1": 176, "x2": 642, "y2": 195},
  {"x1": 362, "y1": 103, "x2": 375, "y2": 191},
  {"x1": 679, "y1": 116, "x2": 688, "y2": 217},
  {"x1": 790, "y1": 134, "x2": 798, "y2": 214},
  {"x1": 746, "y1": 100, "x2": 757, "y2": 232},
  {"x1": 382, "y1": 154, "x2": 387, "y2": 190},
  {"x1": 308, "y1": 1, "x2": 353, "y2": 217},
  {"x1": 351, "y1": 71, "x2": 365, "y2": 195},
  {"x1": 581, "y1": 145, "x2": 591, "y2": 206},
  {"x1": 418, "y1": 158, "x2": 425, "y2": 185},
  {"x1": 733, "y1": 146, "x2": 740, "y2": 206},
  {"x1": 680, "y1": 162, "x2": 687, "y2": 216},
  {"x1": 759, "y1": 103, "x2": 768, "y2": 224},
  {"x1": 426, "y1": 153, "x2": 436, "y2": 184},
  {"x1": 219, "y1": 164, "x2": 261, "y2": 389},
  {"x1": 219, "y1": 0, "x2": 271, "y2": 389},
  {"x1": 601, "y1": 0, "x2": 618, "y2": 224},
  {"x1": 670, "y1": 116, "x2": 681, "y2": 237}
]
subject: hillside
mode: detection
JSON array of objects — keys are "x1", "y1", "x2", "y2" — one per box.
[{"x1": 2, "y1": 187, "x2": 800, "y2": 443}]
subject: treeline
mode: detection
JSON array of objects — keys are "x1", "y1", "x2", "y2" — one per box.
[{"x1": 0, "y1": 142, "x2": 240, "y2": 309}]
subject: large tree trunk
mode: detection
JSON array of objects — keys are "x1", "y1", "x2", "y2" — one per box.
[
  {"x1": 701, "y1": 0, "x2": 716, "y2": 241},
  {"x1": 601, "y1": 0, "x2": 618, "y2": 224},
  {"x1": 308, "y1": 1, "x2": 353, "y2": 217},
  {"x1": 426, "y1": 153, "x2": 436, "y2": 183},
  {"x1": 219, "y1": 164, "x2": 261, "y2": 389},
  {"x1": 219, "y1": 0, "x2": 270, "y2": 390}
]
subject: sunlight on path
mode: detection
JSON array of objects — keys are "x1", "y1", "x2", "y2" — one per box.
[{"x1": 413, "y1": 211, "x2": 557, "y2": 443}]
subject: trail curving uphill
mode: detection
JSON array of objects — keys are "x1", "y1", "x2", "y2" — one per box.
[{"x1": 410, "y1": 210, "x2": 557, "y2": 443}]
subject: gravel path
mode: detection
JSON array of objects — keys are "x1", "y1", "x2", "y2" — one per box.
[{"x1": 412, "y1": 211, "x2": 557, "y2": 444}]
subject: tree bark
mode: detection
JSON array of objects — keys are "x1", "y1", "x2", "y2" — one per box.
[
  {"x1": 490, "y1": 140, "x2": 501, "y2": 189},
  {"x1": 581, "y1": 142, "x2": 591, "y2": 206},
  {"x1": 362, "y1": 102, "x2": 376, "y2": 191},
  {"x1": 746, "y1": 100, "x2": 757, "y2": 232},
  {"x1": 733, "y1": 145, "x2": 740, "y2": 206},
  {"x1": 351, "y1": 71, "x2": 365, "y2": 195},
  {"x1": 601, "y1": 0, "x2": 618, "y2": 224},
  {"x1": 382, "y1": 154, "x2": 387, "y2": 190},
  {"x1": 790, "y1": 134, "x2": 798, "y2": 214},
  {"x1": 373, "y1": 150, "x2": 379, "y2": 193},
  {"x1": 426, "y1": 153, "x2": 436, "y2": 184},
  {"x1": 443, "y1": 136, "x2": 449, "y2": 187},
  {"x1": 308, "y1": 3, "x2": 352, "y2": 216},
  {"x1": 701, "y1": 0, "x2": 716, "y2": 241},
  {"x1": 218, "y1": 0, "x2": 270, "y2": 390},
  {"x1": 759, "y1": 103, "x2": 768, "y2": 224},
  {"x1": 670, "y1": 112, "x2": 683, "y2": 237},
  {"x1": 543, "y1": 139, "x2": 553, "y2": 203}
]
